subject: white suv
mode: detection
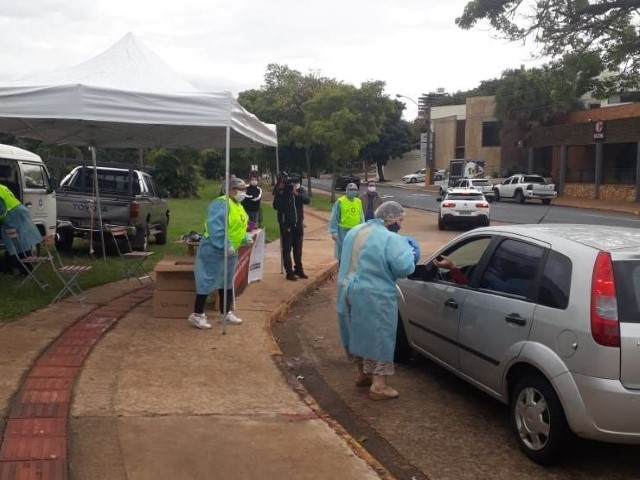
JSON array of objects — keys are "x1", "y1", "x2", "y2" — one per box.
[{"x1": 437, "y1": 188, "x2": 490, "y2": 230}]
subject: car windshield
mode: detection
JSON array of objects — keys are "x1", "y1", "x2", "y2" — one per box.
[
  {"x1": 471, "y1": 180, "x2": 491, "y2": 186},
  {"x1": 446, "y1": 192, "x2": 484, "y2": 201}
]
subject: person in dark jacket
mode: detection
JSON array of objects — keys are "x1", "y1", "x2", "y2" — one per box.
[
  {"x1": 272, "y1": 174, "x2": 310, "y2": 281},
  {"x1": 360, "y1": 180, "x2": 384, "y2": 221},
  {"x1": 242, "y1": 172, "x2": 263, "y2": 228}
]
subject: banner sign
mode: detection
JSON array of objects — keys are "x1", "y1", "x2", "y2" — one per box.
[{"x1": 248, "y1": 228, "x2": 265, "y2": 283}]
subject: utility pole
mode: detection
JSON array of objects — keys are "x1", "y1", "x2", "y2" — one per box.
[{"x1": 418, "y1": 93, "x2": 435, "y2": 186}]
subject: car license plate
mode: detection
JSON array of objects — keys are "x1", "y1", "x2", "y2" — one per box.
[
  {"x1": 74, "y1": 218, "x2": 96, "y2": 228},
  {"x1": 458, "y1": 211, "x2": 471, "y2": 215}
]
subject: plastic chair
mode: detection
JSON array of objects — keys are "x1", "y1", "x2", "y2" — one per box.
[
  {"x1": 6, "y1": 229, "x2": 50, "y2": 291},
  {"x1": 108, "y1": 225, "x2": 155, "y2": 284},
  {"x1": 45, "y1": 237, "x2": 93, "y2": 304}
]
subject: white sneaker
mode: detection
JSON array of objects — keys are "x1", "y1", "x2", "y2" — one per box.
[
  {"x1": 220, "y1": 311, "x2": 243, "y2": 325},
  {"x1": 188, "y1": 313, "x2": 212, "y2": 330}
]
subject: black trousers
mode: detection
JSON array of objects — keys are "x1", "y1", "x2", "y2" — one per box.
[{"x1": 280, "y1": 224, "x2": 304, "y2": 274}]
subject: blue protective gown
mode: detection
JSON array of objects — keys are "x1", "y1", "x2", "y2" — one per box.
[
  {"x1": 336, "y1": 219, "x2": 416, "y2": 362},
  {"x1": 194, "y1": 197, "x2": 250, "y2": 295},
  {"x1": 328, "y1": 198, "x2": 364, "y2": 260},
  {"x1": 0, "y1": 200, "x2": 42, "y2": 255}
]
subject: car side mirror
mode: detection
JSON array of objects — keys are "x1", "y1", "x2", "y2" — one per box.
[
  {"x1": 436, "y1": 197, "x2": 442, "y2": 202},
  {"x1": 160, "y1": 189, "x2": 170, "y2": 198},
  {"x1": 47, "y1": 178, "x2": 58, "y2": 193}
]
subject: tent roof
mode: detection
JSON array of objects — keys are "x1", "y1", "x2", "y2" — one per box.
[{"x1": 0, "y1": 33, "x2": 277, "y2": 149}]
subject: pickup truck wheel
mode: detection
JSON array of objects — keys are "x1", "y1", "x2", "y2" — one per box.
[
  {"x1": 541, "y1": 199, "x2": 552, "y2": 205},
  {"x1": 515, "y1": 190, "x2": 526, "y2": 204},
  {"x1": 510, "y1": 374, "x2": 569, "y2": 466},
  {"x1": 493, "y1": 189, "x2": 500, "y2": 201},
  {"x1": 155, "y1": 221, "x2": 168, "y2": 245},
  {"x1": 55, "y1": 230, "x2": 74, "y2": 252},
  {"x1": 131, "y1": 227, "x2": 149, "y2": 251}
]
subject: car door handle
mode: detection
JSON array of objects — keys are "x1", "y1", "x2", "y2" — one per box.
[
  {"x1": 505, "y1": 313, "x2": 527, "y2": 326},
  {"x1": 444, "y1": 299, "x2": 458, "y2": 309}
]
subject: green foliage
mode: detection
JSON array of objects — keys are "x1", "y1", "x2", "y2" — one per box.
[
  {"x1": 359, "y1": 99, "x2": 413, "y2": 181},
  {"x1": 146, "y1": 148, "x2": 201, "y2": 198},
  {"x1": 456, "y1": 0, "x2": 640, "y2": 96}
]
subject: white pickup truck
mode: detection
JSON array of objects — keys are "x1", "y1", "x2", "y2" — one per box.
[{"x1": 493, "y1": 174, "x2": 557, "y2": 205}]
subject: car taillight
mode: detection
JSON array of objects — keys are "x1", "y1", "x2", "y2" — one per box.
[
  {"x1": 475, "y1": 203, "x2": 489, "y2": 208},
  {"x1": 129, "y1": 202, "x2": 140, "y2": 220},
  {"x1": 442, "y1": 202, "x2": 456, "y2": 208},
  {"x1": 591, "y1": 251, "x2": 620, "y2": 347}
]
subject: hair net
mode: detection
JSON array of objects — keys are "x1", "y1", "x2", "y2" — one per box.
[
  {"x1": 222, "y1": 177, "x2": 246, "y2": 193},
  {"x1": 374, "y1": 201, "x2": 405, "y2": 223},
  {"x1": 346, "y1": 183, "x2": 359, "y2": 191}
]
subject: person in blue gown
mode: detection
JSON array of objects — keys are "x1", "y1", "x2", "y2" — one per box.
[{"x1": 336, "y1": 201, "x2": 416, "y2": 400}]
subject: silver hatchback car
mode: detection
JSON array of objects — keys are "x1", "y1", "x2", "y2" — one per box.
[{"x1": 396, "y1": 224, "x2": 640, "y2": 465}]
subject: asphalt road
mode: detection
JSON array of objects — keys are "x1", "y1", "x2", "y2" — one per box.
[
  {"x1": 275, "y1": 282, "x2": 640, "y2": 480},
  {"x1": 311, "y1": 179, "x2": 640, "y2": 228}
]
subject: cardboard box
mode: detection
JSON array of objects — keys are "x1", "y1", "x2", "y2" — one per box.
[
  {"x1": 154, "y1": 256, "x2": 196, "y2": 292},
  {"x1": 152, "y1": 289, "x2": 218, "y2": 318}
]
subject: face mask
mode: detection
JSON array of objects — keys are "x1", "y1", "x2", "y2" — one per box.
[
  {"x1": 387, "y1": 222, "x2": 401, "y2": 233},
  {"x1": 367, "y1": 186, "x2": 376, "y2": 193},
  {"x1": 235, "y1": 191, "x2": 247, "y2": 202},
  {"x1": 294, "y1": 183, "x2": 301, "y2": 190},
  {"x1": 347, "y1": 190, "x2": 357, "y2": 199},
  {"x1": 250, "y1": 180, "x2": 258, "y2": 186}
]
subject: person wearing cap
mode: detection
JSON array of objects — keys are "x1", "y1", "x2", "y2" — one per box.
[
  {"x1": 188, "y1": 177, "x2": 254, "y2": 330},
  {"x1": 359, "y1": 179, "x2": 384, "y2": 221},
  {"x1": 336, "y1": 201, "x2": 416, "y2": 400},
  {"x1": 329, "y1": 182, "x2": 364, "y2": 261},
  {"x1": 242, "y1": 172, "x2": 262, "y2": 228},
  {"x1": 0, "y1": 182, "x2": 42, "y2": 276}
]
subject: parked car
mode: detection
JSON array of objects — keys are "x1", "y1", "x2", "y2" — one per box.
[
  {"x1": 436, "y1": 188, "x2": 490, "y2": 230},
  {"x1": 433, "y1": 169, "x2": 446, "y2": 181},
  {"x1": 402, "y1": 168, "x2": 426, "y2": 183},
  {"x1": 396, "y1": 224, "x2": 640, "y2": 465},
  {"x1": 335, "y1": 173, "x2": 361, "y2": 191},
  {"x1": 56, "y1": 166, "x2": 170, "y2": 251},
  {"x1": 449, "y1": 178, "x2": 495, "y2": 201}
]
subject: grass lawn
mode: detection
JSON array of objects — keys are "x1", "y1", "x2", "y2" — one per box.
[{"x1": 0, "y1": 179, "x2": 323, "y2": 322}]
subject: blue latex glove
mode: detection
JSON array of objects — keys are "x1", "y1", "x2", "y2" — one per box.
[{"x1": 405, "y1": 236, "x2": 421, "y2": 264}]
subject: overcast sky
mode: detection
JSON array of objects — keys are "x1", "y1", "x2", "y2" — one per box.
[{"x1": 0, "y1": 0, "x2": 543, "y2": 119}]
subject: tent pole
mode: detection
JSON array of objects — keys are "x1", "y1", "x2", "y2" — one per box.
[
  {"x1": 91, "y1": 147, "x2": 107, "y2": 262},
  {"x1": 221, "y1": 126, "x2": 231, "y2": 335}
]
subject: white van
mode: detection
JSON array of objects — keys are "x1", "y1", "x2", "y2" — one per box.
[{"x1": 0, "y1": 144, "x2": 57, "y2": 242}]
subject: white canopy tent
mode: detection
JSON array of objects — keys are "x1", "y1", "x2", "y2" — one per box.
[{"x1": 0, "y1": 33, "x2": 277, "y2": 325}]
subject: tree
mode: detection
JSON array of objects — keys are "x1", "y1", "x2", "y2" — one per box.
[
  {"x1": 456, "y1": 0, "x2": 640, "y2": 96},
  {"x1": 359, "y1": 99, "x2": 413, "y2": 182},
  {"x1": 303, "y1": 81, "x2": 391, "y2": 200},
  {"x1": 146, "y1": 148, "x2": 201, "y2": 198}
]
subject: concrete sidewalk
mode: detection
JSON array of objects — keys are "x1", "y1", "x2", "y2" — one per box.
[{"x1": 0, "y1": 210, "x2": 388, "y2": 480}]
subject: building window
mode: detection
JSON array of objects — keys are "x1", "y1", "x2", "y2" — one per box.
[{"x1": 482, "y1": 121, "x2": 500, "y2": 147}]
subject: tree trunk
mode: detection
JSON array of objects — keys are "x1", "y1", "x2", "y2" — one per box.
[
  {"x1": 377, "y1": 162, "x2": 386, "y2": 182},
  {"x1": 330, "y1": 166, "x2": 338, "y2": 203}
]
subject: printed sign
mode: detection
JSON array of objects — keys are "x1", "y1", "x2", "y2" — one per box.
[{"x1": 593, "y1": 120, "x2": 606, "y2": 142}]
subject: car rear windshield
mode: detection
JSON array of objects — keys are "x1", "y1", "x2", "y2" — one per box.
[
  {"x1": 523, "y1": 176, "x2": 546, "y2": 184},
  {"x1": 472, "y1": 180, "x2": 491, "y2": 186},
  {"x1": 446, "y1": 193, "x2": 484, "y2": 200},
  {"x1": 613, "y1": 261, "x2": 640, "y2": 323}
]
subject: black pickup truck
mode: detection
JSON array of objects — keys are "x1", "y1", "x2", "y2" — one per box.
[{"x1": 55, "y1": 166, "x2": 170, "y2": 251}]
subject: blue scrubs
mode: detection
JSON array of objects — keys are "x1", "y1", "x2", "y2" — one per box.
[
  {"x1": 336, "y1": 219, "x2": 415, "y2": 362},
  {"x1": 0, "y1": 200, "x2": 42, "y2": 255}
]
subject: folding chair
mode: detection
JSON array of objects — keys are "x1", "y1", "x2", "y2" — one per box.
[
  {"x1": 108, "y1": 225, "x2": 155, "y2": 284},
  {"x1": 44, "y1": 239, "x2": 93, "y2": 304},
  {"x1": 6, "y1": 229, "x2": 50, "y2": 291}
]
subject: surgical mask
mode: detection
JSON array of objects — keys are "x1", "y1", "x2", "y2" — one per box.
[
  {"x1": 250, "y1": 180, "x2": 258, "y2": 186},
  {"x1": 367, "y1": 186, "x2": 376, "y2": 193},
  {"x1": 387, "y1": 222, "x2": 401, "y2": 233},
  {"x1": 235, "y1": 191, "x2": 247, "y2": 202},
  {"x1": 347, "y1": 190, "x2": 358, "y2": 199},
  {"x1": 294, "y1": 183, "x2": 301, "y2": 190}
]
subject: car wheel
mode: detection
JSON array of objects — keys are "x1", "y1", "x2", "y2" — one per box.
[
  {"x1": 541, "y1": 199, "x2": 552, "y2": 205},
  {"x1": 155, "y1": 220, "x2": 168, "y2": 245},
  {"x1": 515, "y1": 190, "x2": 526, "y2": 204},
  {"x1": 55, "y1": 229, "x2": 74, "y2": 252},
  {"x1": 394, "y1": 313, "x2": 412, "y2": 363},
  {"x1": 131, "y1": 226, "x2": 149, "y2": 251},
  {"x1": 438, "y1": 217, "x2": 446, "y2": 231},
  {"x1": 493, "y1": 189, "x2": 500, "y2": 201},
  {"x1": 483, "y1": 217, "x2": 490, "y2": 227},
  {"x1": 510, "y1": 375, "x2": 569, "y2": 466},
  {"x1": 409, "y1": 177, "x2": 417, "y2": 183}
]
